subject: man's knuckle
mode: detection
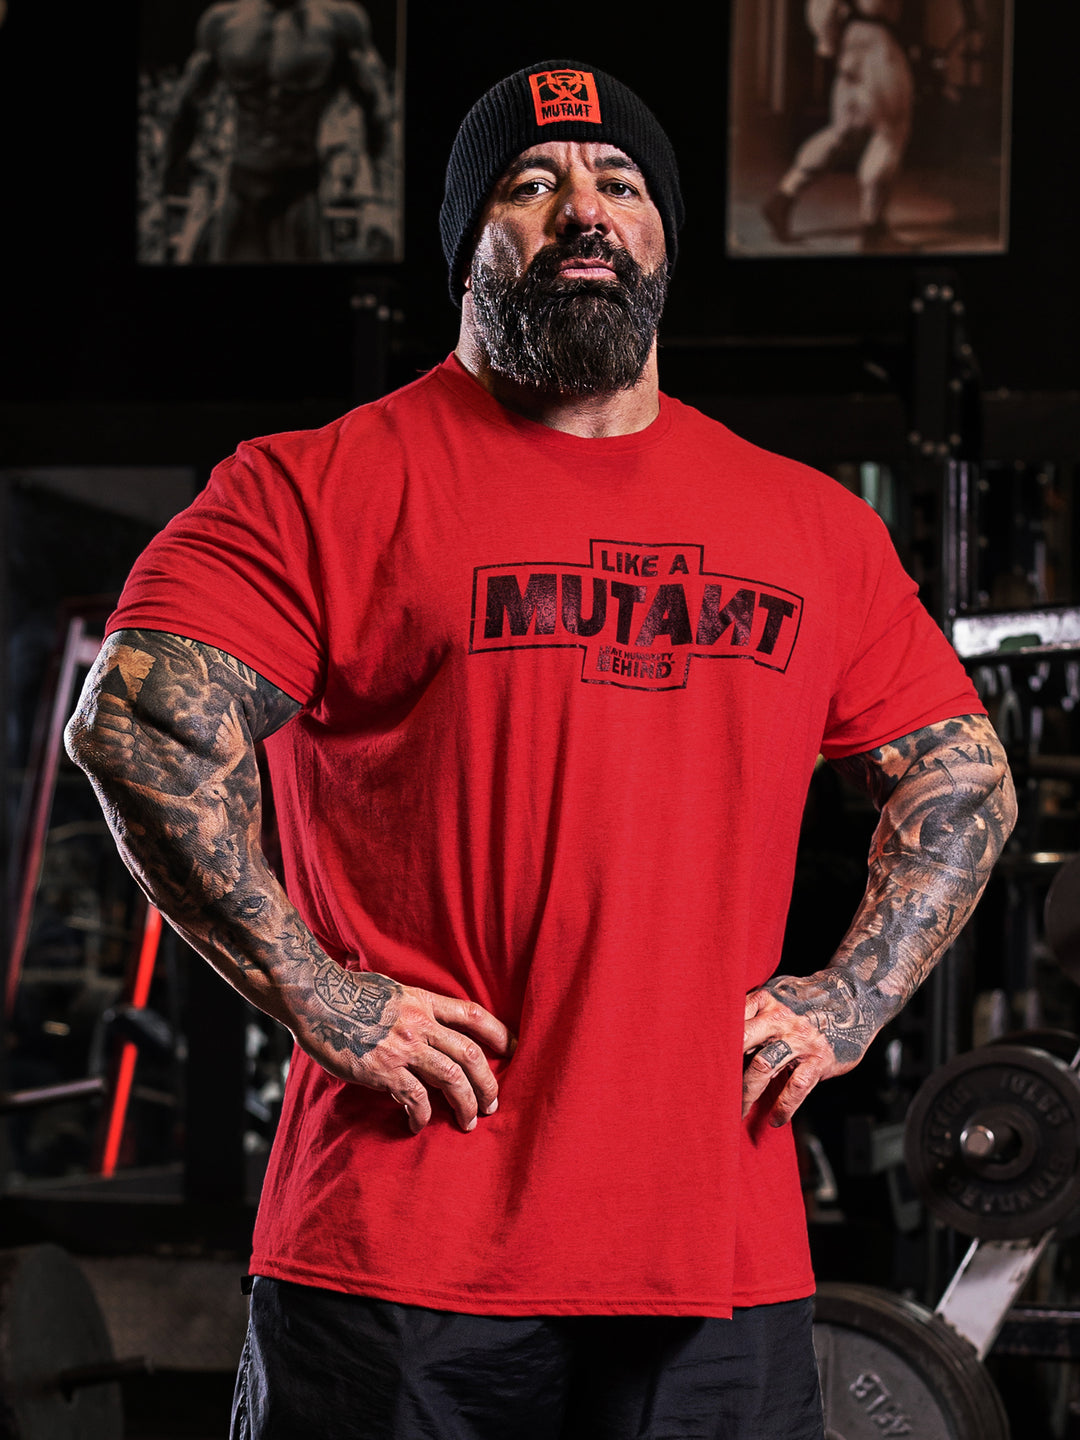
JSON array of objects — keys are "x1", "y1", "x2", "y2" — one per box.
[{"x1": 433, "y1": 1056, "x2": 466, "y2": 1085}]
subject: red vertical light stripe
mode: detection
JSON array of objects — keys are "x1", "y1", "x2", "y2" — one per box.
[{"x1": 98, "y1": 905, "x2": 164, "y2": 1177}]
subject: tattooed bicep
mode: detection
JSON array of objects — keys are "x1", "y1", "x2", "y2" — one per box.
[
  {"x1": 828, "y1": 713, "x2": 1006, "y2": 809},
  {"x1": 89, "y1": 629, "x2": 302, "y2": 742}
]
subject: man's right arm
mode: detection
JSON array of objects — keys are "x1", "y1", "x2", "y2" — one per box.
[{"x1": 65, "y1": 629, "x2": 511, "y2": 1132}]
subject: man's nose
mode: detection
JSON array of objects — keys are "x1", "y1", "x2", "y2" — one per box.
[{"x1": 554, "y1": 179, "x2": 610, "y2": 237}]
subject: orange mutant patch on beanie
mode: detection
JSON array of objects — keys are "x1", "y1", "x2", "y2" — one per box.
[{"x1": 528, "y1": 70, "x2": 602, "y2": 126}]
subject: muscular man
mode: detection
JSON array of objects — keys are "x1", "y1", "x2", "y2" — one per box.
[
  {"x1": 763, "y1": 0, "x2": 914, "y2": 250},
  {"x1": 69, "y1": 60, "x2": 1014, "y2": 1439},
  {"x1": 162, "y1": 0, "x2": 391, "y2": 262}
]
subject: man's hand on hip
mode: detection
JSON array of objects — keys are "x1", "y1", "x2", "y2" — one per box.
[
  {"x1": 742, "y1": 970, "x2": 876, "y2": 1127},
  {"x1": 294, "y1": 966, "x2": 515, "y2": 1135}
]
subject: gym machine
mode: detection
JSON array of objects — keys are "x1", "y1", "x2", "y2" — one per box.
[
  {"x1": 809, "y1": 277, "x2": 1080, "y2": 1438},
  {"x1": 817, "y1": 864, "x2": 1080, "y2": 1440},
  {"x1": 814, "y1": 856, "x2": 1080, "y2": 1439}
]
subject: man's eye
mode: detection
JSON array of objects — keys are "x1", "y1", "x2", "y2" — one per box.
[
  {"x1": 604, "y1": 181, "x2": 637, "y2": 198},
  {"x1": 512, "y1": 179, "x2": 549, "y2": 198}
]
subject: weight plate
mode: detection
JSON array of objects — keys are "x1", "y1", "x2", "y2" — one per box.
[
  {"x1": 905, "y1": 1044, "x2": 1080, "y2": 1240},
  {"x1": 814, "y1": 1282, "x2": 1010, "y2": 1440},
  {"x1": 0, "y1": 1244, "x2": 122, "y2": 1440},
  {"x1": 989, "y1": 1030, "x2": 1080, "y2": 1065}
]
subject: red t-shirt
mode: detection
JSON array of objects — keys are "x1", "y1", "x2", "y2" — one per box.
[{"x1": 108, "y1": 356, "x2": 983, "y2": 1316}]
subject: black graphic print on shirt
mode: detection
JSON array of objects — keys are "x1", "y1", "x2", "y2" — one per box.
[{"x1": 470, "y1": 541, "x2": 804, "y2": 692}]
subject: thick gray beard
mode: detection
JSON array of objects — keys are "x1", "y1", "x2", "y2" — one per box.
[{"x1": 470, "y1": 254, "x2": 668, "y2": 397}]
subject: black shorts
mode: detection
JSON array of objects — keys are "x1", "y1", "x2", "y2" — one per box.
[{"x1": 231, "y1": 1277, "x2": 824, "y2": 1440}]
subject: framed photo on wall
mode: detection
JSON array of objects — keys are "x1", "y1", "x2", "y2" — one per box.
[
  {"x1": 727, "y1": 0, "x2": 1013, "y2": 257},
  {"x1": 138, "y1": 0, "x2": 405, "y2": 265}
]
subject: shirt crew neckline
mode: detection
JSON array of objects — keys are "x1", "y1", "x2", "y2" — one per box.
[{"x1": 433, "y1": 352, "x2": 675, "y2": 453}]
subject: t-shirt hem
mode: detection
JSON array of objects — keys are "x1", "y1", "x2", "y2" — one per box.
[
  {"x1": 821, "y1": 699, "x2": 988, "y2": 760},
  {"x1": 730, "y1": 1278, "x2": 816, "y2": 1306},
  {"x1": 249, "y1": 1254, "x2": 815, "y2": 1317},
  {"x1": 103, "y1": 610, "x2": 312, "y2": 706}
]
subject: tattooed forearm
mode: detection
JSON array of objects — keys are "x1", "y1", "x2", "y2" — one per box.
[
  {"x1": 206, "y1": 925, "x2": 263, "y2": 974},
  {"x1": 65, "y1": 629, "x2": 398, "y2": 1051},
  {"x1": 753, "y1": 716, "x2": 1015, "y2": 1093},
  {"x1": 806, "y1": 714, "x2": 1016, "y2": 1028}
]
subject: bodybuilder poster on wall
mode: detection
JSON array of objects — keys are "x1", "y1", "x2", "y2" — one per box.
[
  {"x1": 138, "y1": 0, "x2": 405, "y2": 264},
  {"x1": 727, "y1": 0, "x2": 1012, "y2": 257}
]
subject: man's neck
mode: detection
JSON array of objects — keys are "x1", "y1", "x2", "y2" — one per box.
[{"x1": 455, "y1": 319, "x2": 661, "y2": 440}]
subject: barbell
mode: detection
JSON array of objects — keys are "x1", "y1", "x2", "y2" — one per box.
[{"x1": 904, "y1": 1040, "x2": 1080, "y2": 1241}]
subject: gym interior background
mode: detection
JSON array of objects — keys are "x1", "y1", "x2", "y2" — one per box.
[{"x1": 2, "y1": 1, "x2": 1079, "y2": 1436}]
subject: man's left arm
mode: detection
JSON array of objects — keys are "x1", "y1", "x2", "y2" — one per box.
[{"x1": 743, "y1": 713, "x2": 1017, "y2": 1126}]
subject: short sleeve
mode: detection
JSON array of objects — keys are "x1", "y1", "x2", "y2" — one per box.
[
  {"x1": 820, "y1": 522, "x2": 984, "y2": 759},
  {"x1": 106, "y1": 441, "x2": 326, "y2": 704}
]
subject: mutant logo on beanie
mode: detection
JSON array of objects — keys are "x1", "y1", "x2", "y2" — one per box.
[{"x1": 528, "y1": 69, "x2": 603, "y2": 126}]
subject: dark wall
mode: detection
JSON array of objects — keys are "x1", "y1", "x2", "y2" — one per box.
[{"x1": 0, "y1": 3, "x2": 1076, "y2": 417}]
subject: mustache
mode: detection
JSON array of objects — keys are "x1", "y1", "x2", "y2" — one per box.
[{"x1": 524, "y1": 234, "x2": 641, "y2": 289}]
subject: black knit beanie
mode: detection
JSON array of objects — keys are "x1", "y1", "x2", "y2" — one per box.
[{"x1": 440, "y1": 60, "x2": 684, "y2": 304}]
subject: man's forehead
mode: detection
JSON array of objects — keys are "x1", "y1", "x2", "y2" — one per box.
[{"x1": 499, "y1": 143, "x2": 644, "y2": 180}]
